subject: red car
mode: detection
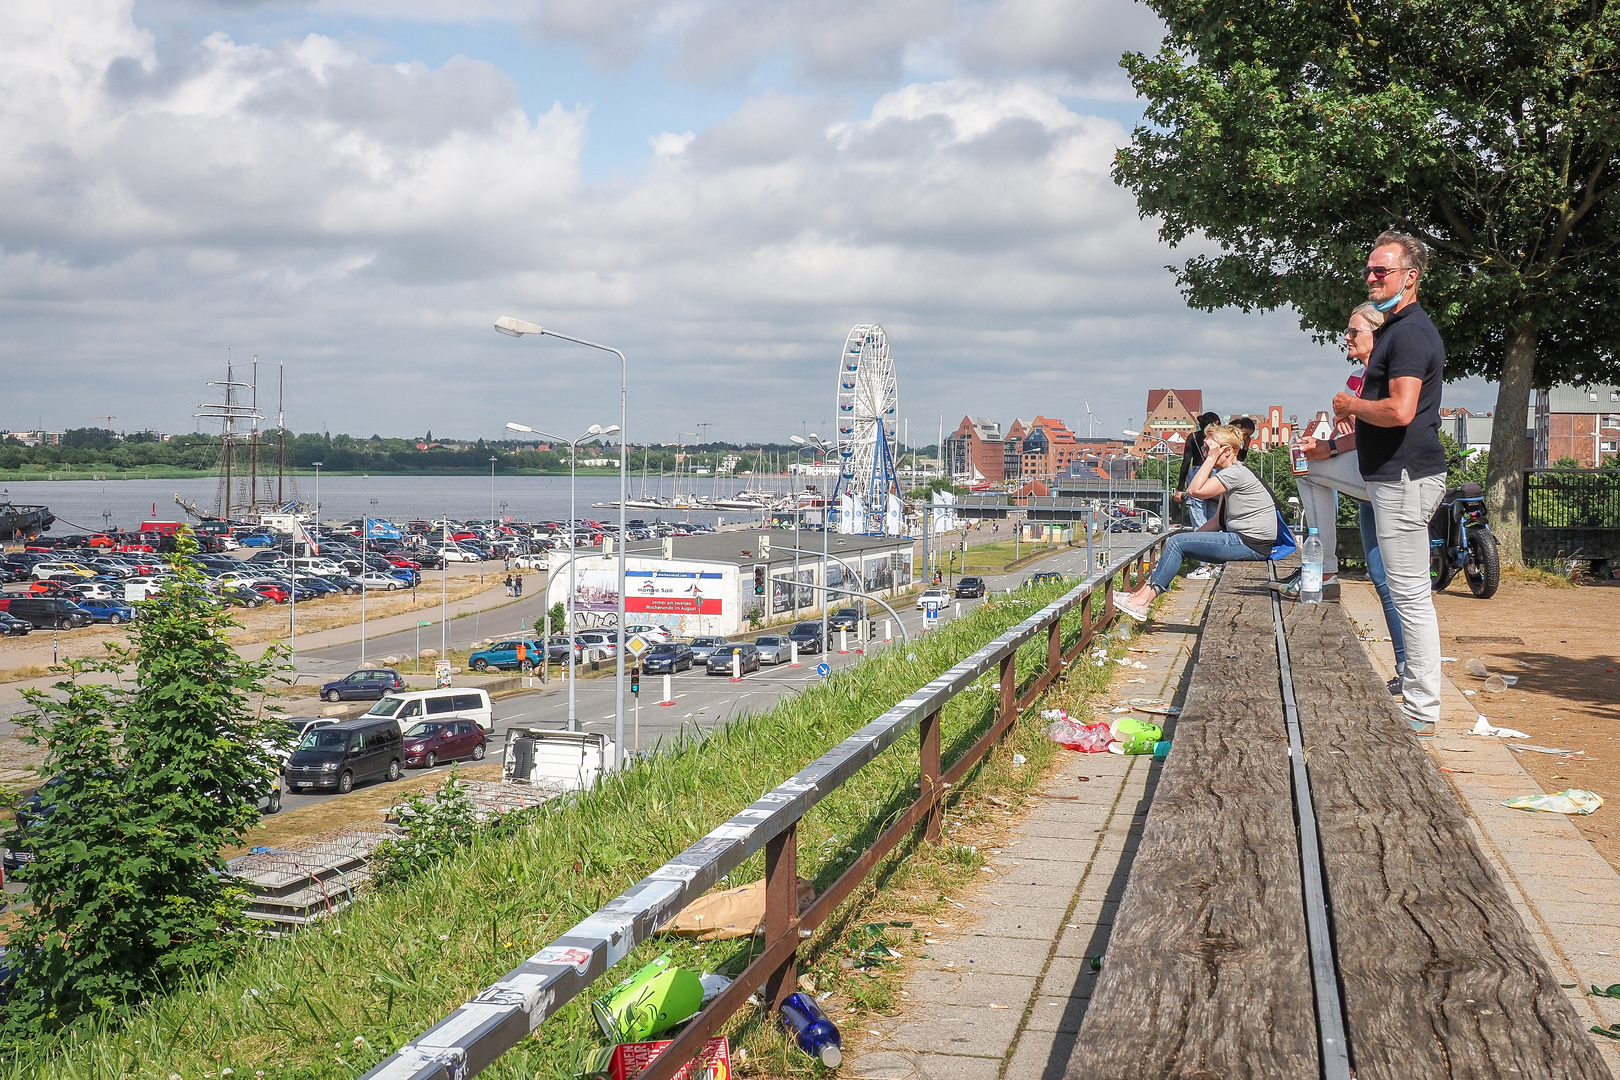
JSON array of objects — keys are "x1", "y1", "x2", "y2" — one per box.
[
  {"x1": 383, "y1": 554, "x2": 421, "y2": 570},
  {"x1": 251, "y1": 582, "x2": 290, "y2": 603},
  {"x1": 402, "y1": 719, "x2": 487, "y2": 769},
  {"x1": 449, "y1": 531, "x2": 480, "y2": 542}
]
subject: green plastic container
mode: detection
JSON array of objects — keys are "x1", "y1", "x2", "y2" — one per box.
[
  {"x1": 1108, "y1": 717, "x2": 1163, "y2": 755},
  {"x1": 591, "y1": 952, "x2": 704, "y2": 1042}
]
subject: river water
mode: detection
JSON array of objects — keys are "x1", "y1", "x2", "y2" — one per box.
[{"x1": 5, "y1": 474, "x2": 791, "y2": 533}]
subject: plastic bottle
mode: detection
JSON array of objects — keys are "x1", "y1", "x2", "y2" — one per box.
[
  {"x1": 1300, "y1": 528, "x2": 1323, "y2": 604},
  {"x1": 780, "y1": 991, "x2": 843, "y2": 1067}
]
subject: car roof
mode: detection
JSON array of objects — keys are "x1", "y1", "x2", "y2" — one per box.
[{"x1": 379, "y1": 687, "x2": 489, "y2": 701}]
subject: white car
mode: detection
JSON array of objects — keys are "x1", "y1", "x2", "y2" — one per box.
[
  {"x1": 440, "y1": 546, "x2": 480, "y2": 563},
  {"x1": 355, "y1": 571, "x2": 404, "y2": 590},
  {"x1": 512, "y1": 553, "x2": 549, "y2": 570},
  {"x1": 64, "y1": 582, "x2": 120, "y2": 601},
  {"x1": 624, "y1": 624, "x2": 673, "y2": 643},
  {"x1": 30, "y1": 561, "x2": 97, "y2": 581},
  {"x1": 915, "y1": 587, "x2": 950, "y2": 610}
]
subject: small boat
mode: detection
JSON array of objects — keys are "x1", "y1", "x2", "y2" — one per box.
[{"x1": 0, "y1": 495, "x2": 53, "y2": 540}]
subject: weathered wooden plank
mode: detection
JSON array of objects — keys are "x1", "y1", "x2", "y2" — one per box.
[
  {"x1": 1067, "y1": 562, "x2": 1319, "y2": 1079},
  {"x1": 1285, "y1": 600, "x2": 1612, "y2": 1080}
]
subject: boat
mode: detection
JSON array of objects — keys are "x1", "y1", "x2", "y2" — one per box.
[{"x1": 0, "y1": 496, "x2": 53, "y2": 540}]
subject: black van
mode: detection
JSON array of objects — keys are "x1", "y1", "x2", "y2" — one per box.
[
  {"x1": 282, "y1": 717, "x2": 403, "y2": 795},
  {"x1": 0, "y1": 597, "x2": 93, "y2": 629}
]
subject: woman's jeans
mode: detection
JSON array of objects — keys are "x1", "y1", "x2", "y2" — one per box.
[
  {"x1": 1185, "y1": 496, "x2": 1213, "y2": 529},
  {"x1": 1359, "y1": 499, "x2": 1406, "y2": 673},
  {"x1": 1148, "y1": 531, "x2": 1268, "y2": 592}
]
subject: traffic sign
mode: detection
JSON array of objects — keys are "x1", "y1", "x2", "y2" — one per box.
[
  {"x1": 626, "y1": 634, "x2": 652, "y2": 660},
  {"x1": 816, "y1": 662, "x2": 830, "y2": 677}
]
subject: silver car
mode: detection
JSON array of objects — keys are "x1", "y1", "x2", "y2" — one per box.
[
  {"x1": 689, "y1": 636, "x2": 729, "y2": 664},
  {"x1": 753, "y1": 635, "x2": 791, "y2": 665}
]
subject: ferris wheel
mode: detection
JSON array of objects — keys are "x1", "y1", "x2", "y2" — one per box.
[{"x1": 831, "y1": 323, "x2": 901, "y2": 535}]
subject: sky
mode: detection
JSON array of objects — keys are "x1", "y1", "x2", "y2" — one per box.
[{"x1": 0, "y1": 0, "x2": 1501, "y2": 448}]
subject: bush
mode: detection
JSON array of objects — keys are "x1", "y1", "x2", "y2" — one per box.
[{"x1": 372, "y1": 773, "x2": 480, "y2": 886}]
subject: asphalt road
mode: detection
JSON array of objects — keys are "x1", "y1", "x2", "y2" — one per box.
[{"x1": 275, "y1": 534, "x2": 1124, "y2": 813}]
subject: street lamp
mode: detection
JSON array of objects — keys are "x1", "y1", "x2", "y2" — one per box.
[
  {"x1": 311, "y1": 461, "x2": 323, "y2": 525},
  {"x1": 496, "y1": 316, "x2": 630, "y2": 771},
  {"x1": 508, "y1": 421, "x2": 618, "y2": 735},
  {"x1": 792, "y1": 433, "x2": 833, "y2": 645}
]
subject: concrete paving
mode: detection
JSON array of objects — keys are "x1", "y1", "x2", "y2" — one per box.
[
  {"x1": 1342, "y1": 581, "x2": 1620, "y2": 1070},
  {"x1": 845, "y1": 569, "x2": 1214, "y2": 1080}
]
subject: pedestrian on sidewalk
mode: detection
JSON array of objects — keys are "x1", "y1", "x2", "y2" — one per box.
[
  {"x1": 1279, "y1": 302, "x2": 1409, "y2": 685},
  {"x1": 514, "y1": 575, "x2": 523, "y2": 598},
  {"x1": 1331, "y1": 231, "x2": 1447, "y2": 730},
  {"x1": 503, "y1": 573, "x2": 514, "y2": 597},
  {"x1": 1174, "y1": 411, "x2": 1222, "y2": 528},
  {"x1": 1114, "y1": 425, "x2": 1279, "y2": 620}
]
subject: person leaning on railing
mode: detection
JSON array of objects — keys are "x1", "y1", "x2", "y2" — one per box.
[{"x1": 1113, "y1": 424, "x2": 1277, "y2": 621}]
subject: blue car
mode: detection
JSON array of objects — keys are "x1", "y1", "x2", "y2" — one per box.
[
  {"x1": 468, "y1": 638, "x2": 548, "y2": 672},
  {"x1": 75, "y1": 598, "x2": 137, "y2": 625},
  {"x1": 237, "y1": 533, "x2": 279, "y2": 547}
]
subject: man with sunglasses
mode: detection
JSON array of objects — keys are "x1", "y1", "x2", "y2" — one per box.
[{"x1": 1330, "y1": 231, "x2": 1447, "y2": 731}]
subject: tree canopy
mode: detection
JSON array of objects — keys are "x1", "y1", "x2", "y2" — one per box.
[{"x1": 1114, "y1": 0, "x2": 1620, "y2": 559}]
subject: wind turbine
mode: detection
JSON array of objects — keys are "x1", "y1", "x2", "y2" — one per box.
[{"x1": 1083, "y1": 399, "x2": 1096, "y2": 438}]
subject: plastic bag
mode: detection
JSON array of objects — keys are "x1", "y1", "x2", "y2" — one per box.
[
  {"x1": 1503, "y1": 789, "x2": 1603, "y2": 815},
  {"x1": 1046, "y1": 718, "x2": 1114, "y2": 753}
]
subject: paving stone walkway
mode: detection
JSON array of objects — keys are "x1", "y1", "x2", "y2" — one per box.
[{"x1": 845, "y1": 573, "x2": 1215, "y2": 1080}]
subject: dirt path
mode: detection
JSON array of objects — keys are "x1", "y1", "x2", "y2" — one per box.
[{"x1": 1351, "y1": 572, "x2": 1620, "y2": 872}]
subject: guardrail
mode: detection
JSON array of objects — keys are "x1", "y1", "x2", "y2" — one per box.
[{"x1": 361, "y1": 532, "x2": 1171, "y2": 1080}]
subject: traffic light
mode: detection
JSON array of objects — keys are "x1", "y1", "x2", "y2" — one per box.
[
  {"x1": 630, "y1": 666, "x2": 641, "y2": 695},
  {"x1": 754, "y1": 565, "x2": 766, "y2": 595}
]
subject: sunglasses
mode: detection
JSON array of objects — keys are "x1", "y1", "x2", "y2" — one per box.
[
  {"x1": 1365, "y1": 265, "x2": 1410, "y2": 279},
  {"x1": 1344, "y1": 328, "x2": 1370, "y2": 339}
]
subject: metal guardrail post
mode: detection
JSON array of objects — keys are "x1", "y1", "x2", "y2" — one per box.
[
  {"x1": 763, "y1": 824, "x2": 800, "y2": 1012},
  {"x1": 920, "y1": 709, "x2": 943, "y2": 844},
  {"x1": 998, "y1": 653, "x2": 1016, "y2": 738},
  {"x1": 1047, "y1": 617, "x2": 1062, "y2": 681}
]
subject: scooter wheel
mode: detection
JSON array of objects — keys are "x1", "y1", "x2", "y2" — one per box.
[{"x1": 1464, "y1": 526, "x2": 1500, "y2": 599}]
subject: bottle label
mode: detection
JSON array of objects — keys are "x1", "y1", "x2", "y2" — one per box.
[{"x1": 1301, "y1": 563, "x2": 1323, "y2": 594}]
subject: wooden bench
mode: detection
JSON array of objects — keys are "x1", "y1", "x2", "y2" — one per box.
[{"x1": 1066, "y1": 561, "x2": 1609, "y2": 1080}]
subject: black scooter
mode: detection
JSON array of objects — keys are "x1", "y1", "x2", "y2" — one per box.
[{"x1": 1429, "y1": 481, "x2": 1500, "y2": 598}]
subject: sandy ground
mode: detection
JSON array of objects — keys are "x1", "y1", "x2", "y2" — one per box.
[{"x1": 1347, "y1": 571, "x2": 1620, "y2": 872}]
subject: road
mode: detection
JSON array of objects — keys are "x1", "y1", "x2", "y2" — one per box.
[{"x1": 276, "y1": 535, "x2": 1116, "y2": 813}]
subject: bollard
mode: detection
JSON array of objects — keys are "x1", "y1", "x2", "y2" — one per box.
[
  {"x1": 659, "y1": 673, "x2": 674, "y2": 707},
  {"x1": 884, "y1": 619, "x2": 892, "y2": 643},
  {"x1": 954, "y1": 601, "x2": 961, "y2": 617},
  {"x1": 839, "y1": 628, "x2": 849, "y2": 654},
  {"x1": 790, "y1": 640, "x2": 800, "y2": 667},
  {"x1": 731, "y1": 650, "x2": 742, "y2": 681}
]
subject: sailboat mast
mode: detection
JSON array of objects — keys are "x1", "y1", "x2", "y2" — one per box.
[
  {"x1": 249, "y1": 358, "x2": 260, "y2": 514},
  {"x1": 277, "y1": 363, "x2": 285, "y2": 505}
]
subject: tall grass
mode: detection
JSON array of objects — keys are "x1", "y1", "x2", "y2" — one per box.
[{"x1": 1, "y1": 578, "x2": 1127, "y2": 1079}]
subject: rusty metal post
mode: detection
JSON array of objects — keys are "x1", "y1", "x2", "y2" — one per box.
[
  {"x1": 763, "y1": 825, "x2": 799, "y2": 1012},
  {"x1": 1080, "y1": 589, "x2": 1093, "y2": 649},
  {"x1": 920, "y1": 709, "x2": 943, "y2": 843},
  {"x1": 1047, "y1": 616, "x2": 1062, "y2": 679},
  {"x1": 999, "y1": 653, "x2": 1016, "y2": 735}
]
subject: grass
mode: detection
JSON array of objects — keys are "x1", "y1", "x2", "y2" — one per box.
[
  {"x1": 0, "y1": 663, "x2": 52, "y2": 685},
  {"x1": 0, "y1": 576, "x2": 1134, "y2": 1079},
  {"x1": 1513, "y1": 562, "x2": 1578, "y2": 588}
]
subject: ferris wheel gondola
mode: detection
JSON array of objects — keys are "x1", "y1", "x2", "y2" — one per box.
[{"x1": 829, "y1": 323, "x2": 901, "y2": 535}]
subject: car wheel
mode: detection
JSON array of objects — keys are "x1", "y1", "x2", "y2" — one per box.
[
  {"x1": 471, "y1": 658, "x2": 489, "y2": 672},
  {"x1": 337, "y1": 770, "x2": 354, "y2": 794},
  {"x1": 387, "y1": 759, "x2": 402, "y2": 782},
  {"x1": 472, "y1": 743, "x2": 486, "y2": 760},
  {"x1": 324, "y1": 689, "x2": 340, "y2": 702},
  {"x1": 266, "y1": 790, "x2": 282, "y2": 815},
  {"x1": 108, "y1": 614, "x2": 122, "y2": 625},
  {"x1": 425, "y1": 751, "x2": 437, "y2": 769}
]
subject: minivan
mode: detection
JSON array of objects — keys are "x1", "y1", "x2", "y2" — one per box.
[
  {"x1": 364, "y1": 687, "x2": 494, "y2": 734},
  {"x1": 0, "y1": 596, "x2": 93, "y2": 629},
  {"x1": 282, "y1": 717, "x2": 403, "y2": 794}
]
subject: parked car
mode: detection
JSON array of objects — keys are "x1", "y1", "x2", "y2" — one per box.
[
  {"x1": 624, "y1": 624, "x2": 674, "y2": 644},
  {"x1": 545, "y1": 635, "x2": 580, "y2": 663},
  {"x1": 222, "y1": 586, "x2": 268, "y2": 607},
  {"x1": 269, "y1": 717, "x2": 338, "y2": 761},
  {"x1": 688, "y1": 636, "x2": 729, "y2": 664},
  {"x1": 365, "y1": 687, "x2": 494, "y2": 733},
  {"x1": 915, "y1": 586, "x2": 950, "y2": 610},
  {"x1": 250, "y1": 582, "x2": 291, "y2": 604},
  {"x1": 439, "y1": 546, "x2": 481, "y2": 563},
  {"x1": 828, "y1": 606, "x2": 865, "y2": 632},
  {"x1": 282, "y1": 717, "x2": 403, "y2": 794},
  {"x1": 954, "y1": 576, "x2": 987, "y2": 599},
  {"x1": 319, "y1": 668, "x2": 405, "y2": 702},
  {"x1": 354, "y1": 570, "x2": 405, "y2": 591},
  {"x1": 641, "y1": 642, "x2": 695, "y2": 674},
  {"x1": 0, "y1": 596, "x2": 93, "y2": 629},
  {"x1": 30, "y1": 561, "x2": 97, "y2": 581},
  {"x1": 402, "y1": 719, "x2": 487, "y2": 769},
  {"x1": 706, "y1": 642, "x2": 761, "y2": 676},
  {"x1": 786, "y1": 622, "x2": 824, "y2": 654},
  {"x1": 512, "y1": 553, "x2": 548, "y2": 570},
  {"x1": 468, "y1": 639, "x2": 547, "y2": 672},
  {"x1": 753, "y1": 635, "x2": 791, "y2": 665},
  {"x1": 75, "y1": 598, "x2": 137, "y2": 625},
  {"x1": 576, "y1": 630, "x2": 619, "y2": 657},
  {"x1": 0, "y1": 612, "x2": 32, "y2": 636}
]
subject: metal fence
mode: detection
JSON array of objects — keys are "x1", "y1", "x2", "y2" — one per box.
[
  {"x1": 1522, "y1": 469, "x2": 1620, "y2": 529},
  {"x1": 360, "y1": 532, "x2": 1170, "y2": 1080}
]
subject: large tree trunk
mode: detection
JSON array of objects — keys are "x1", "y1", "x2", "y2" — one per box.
[{"x1": 1485, "y1": 317, "x2": 1536, "y2": 565}]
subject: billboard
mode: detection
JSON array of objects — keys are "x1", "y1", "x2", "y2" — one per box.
[{"x1": 546, "y1": 556, "x2": 733, "y2": 635}]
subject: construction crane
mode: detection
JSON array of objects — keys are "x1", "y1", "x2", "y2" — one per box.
[{"x1": 89, "y1": 415, "x2": 117, "y2": 432}]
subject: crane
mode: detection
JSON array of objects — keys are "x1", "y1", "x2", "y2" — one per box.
[{"x1": 89, "y1": 415, "x2": 117, "y2": 432}]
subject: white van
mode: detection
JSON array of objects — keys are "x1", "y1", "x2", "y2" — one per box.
[{"x1": 364, "y1": 687, "x2": 495, "y2": 733}]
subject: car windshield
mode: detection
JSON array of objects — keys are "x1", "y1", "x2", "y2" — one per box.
[
  {"x1": 404, "y1": 722, "x2": 445, "y2": 739},
  {"x1": 367, "y1": 697, "x2": 405, "y2": 717},
  {"x1": 712, "y1": 646, "x2": 737, "y2": 656},
  {"x1": 649, "y1": 644, "x2": 680, "y2": 654},
  {"x1": 757, "y1": 637, "x2": 785, "y2": 646},
  {"x1": 299, "y1": 729, "x2": 349, "y2": 751},
  {"x1": 793, "y1": 623, "x2": 818, "y2": 634}
]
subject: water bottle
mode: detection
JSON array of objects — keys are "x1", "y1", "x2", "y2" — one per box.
[
  {"x1": 1300, "y1": 528, "x2": 1323, "y2": 604},
  {"x1": 780, "y1": 992, "x2": 843, "y2": 1067}
]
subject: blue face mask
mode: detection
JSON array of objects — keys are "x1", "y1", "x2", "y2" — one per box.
[{"x1": 1373, "y1": 290, "x2": 1403, "y2": 313}]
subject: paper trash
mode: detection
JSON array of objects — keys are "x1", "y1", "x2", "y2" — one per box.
[
  {"x1": 1471, "y1": 716, "x2": 1530, "y2": 739},
  {"x1": 1503, "y1": 789, "x2": 1603, "y2": 816}
]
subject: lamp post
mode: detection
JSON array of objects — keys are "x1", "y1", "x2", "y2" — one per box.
[
  {"x1": 489, "y1": 456, "x2": 498, "y2": 533},
  {"x1": 496, "y1": 316, "x2": 630, "y2": 770},
  {"x1": 507, "y1": 421, "x2": 617, "y2": 735},
  {"x1": 311, "y1": 461, "x2": 323, "y2": 526},
  {"x1": 791, "y1": 433, "x2": 834, "y2": 644},
  {"x1": 361, "y1": 496, "x2": 378, "y2": 665}
]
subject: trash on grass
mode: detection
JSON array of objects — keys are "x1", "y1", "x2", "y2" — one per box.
[
  {"x1": 1046, "y1": 716, "x2": 1114, "y2": 753},
  {"x1": 1502, "y1": 789, "x2": 1603, "y2": 815},
  {"x1": 663, "y1": 876, "x2": 816, "y2": 940},
  {"x1": 698, "y1": 972, "x2": 732, "y2": 1007},
  {"x1": 578, "y1": 1036, "x2": 731, "y2": 1080},
  {"x1": 591, "y1": 953, "x2": 704, "y2": 1042},
  {"x1": 780, "y1": 992, "x2": 843, "y2": 1066},
  {"x1": 1470, "y1": 716, "x2": 1530, "y2": 739},
  {"x1": 1106, "y1": 717, "x2": 1163, "y2": 755}
]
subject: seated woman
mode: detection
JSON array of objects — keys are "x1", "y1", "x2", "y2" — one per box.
[{"x1": 1114, "y1": 424, "x2": 1276, "y2": 621}]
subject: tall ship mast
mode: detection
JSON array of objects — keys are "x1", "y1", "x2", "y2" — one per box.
[{"x1": 191, "y1": 358, "x2": 305, "y2": 521}]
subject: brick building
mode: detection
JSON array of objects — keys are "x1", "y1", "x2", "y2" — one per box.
[
  {"x1": 1020, "y1": 416, "x2": 1081, "y2": 481},
  {"x1": 1534, "y1": 386, "x2": 1620, "y2": 467},
  {"x1": 945, "y1": 416, "x2": 1005, "y2": 483},
  {"x1": 1137, "y1": 389, "x2": 1203, "y2": 454}
]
